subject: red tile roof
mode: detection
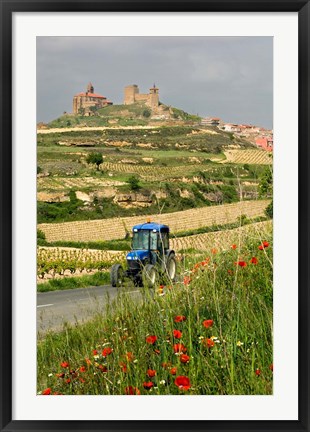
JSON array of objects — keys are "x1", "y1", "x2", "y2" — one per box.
[{"x1": 74, "y1": 92, "x2": 106, "y2": 99}]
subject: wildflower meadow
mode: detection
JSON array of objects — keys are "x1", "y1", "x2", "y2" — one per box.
[{"x1": 38, "y1": 233, "x2": 273, "y2": 396}]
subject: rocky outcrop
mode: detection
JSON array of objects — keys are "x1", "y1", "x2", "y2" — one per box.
[
  {"x1": 37, "y1": 192, "x2": 70, "y2": 203},
  {"x1": 113, "y1": 193, "x2": 152, "y2": 208}
]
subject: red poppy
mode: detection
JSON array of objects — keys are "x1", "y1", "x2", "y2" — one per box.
[
  {"x1": 79, "y1": 378, "x2": 85, "y2": 383},
  {"x1": 228, "y1": 269, "x2": 234, "y2": 275},
  {"x1": 92, "y1": 350, "x2": 98, "y2": 356},
  {"x1": 174, "y1": 315, "x2": 186, "y2": 323},
  {"x1": 250, "y1": 257, "x2": 258, "y2": 265},
  {"x1": 66, "y1": 378, "x2": 71, "y2": 384},
  {"x1": 154, "y1": 349, "x2": 161, "y2": 355},
  {"x1": 203, "y1": 338, "x2": 215, "y2": 348},
  {"x1": 202, "y1": 319, "x2": 214, "y2": 329},
  {"x1": 183, "y1": 276, "x2": 191, "y2": 285},
  {"x1": 231, "y1": 244, "x2": 237, "y2": 250},
  {"x1": 102, "y1": 347, "x2": 113, "y2": 357},
  {"x1": 119, "y1": 362, "x2": 127, "y2": 373},
  {"x1": 125, "y1": 386, "x2": 141, "y2": 395},
  {"x1": 147, "y1": 369, "x2": 156, "y2": 377},
  {"x1": 173, "y1": 329, "x2": 182, "y2": 339},
  {"x1": 79, "y1": 366, "x2": 86, "y2": 373},
  {"x1": 173, "y1": 343, "x2": 187, "y2": 353},
  {"x1": 143, "y1": 381, "x2": 154, "y2": 390},
  {"x1": 125, "y1": 352, "x2": 134, "y2": 362},
  {"x1": 146, "y1": 335, "x2": 157, "y2": 345},
  {"x1": 269, "y1": 364, "x2": 273, "y2": 372},
  {"x1": 98, "y1": 364, "x2": 108, "y2": 372},
  {"x1": 180, "y1": 354, "x2": 190, "y2": 364},
  {"x1": 85, "y1": 358, "x2": 92, "y2": 365},
  {"x1": 170, "y1": 367, "x2": 177, "y2": 375},
  {"x1": 174, "y1": 375, "x2": 191, "y2": 391},
  {"x1": 235, "y1": 261, "x2": 247, "y2": 267},
  {"x1": 162, "y1": 361, "x2": 172, "y2": 369},
  {"x1": 42, "y1": 388, "x2": 51, "y2": 395},
  {"x1": 61, "y1": 361, "x2": 69, "y2": 368},
  {"x1": 211, "y1": 248, "x2": 218, "y2": 255},
  {"x1": 56, "y1": 373, "x2": 65, "y2": 378},
  {"x1": 259, "y1": 241, "x2": 269, "y2": 250},
  {"x1": 255, "y1": 368, "x2": 261, "y2": 376}
]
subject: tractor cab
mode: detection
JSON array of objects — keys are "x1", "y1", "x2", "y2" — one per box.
[
  {"x1": 110, "y1": 221, "x2": 176, "y2": 288},
  {"x1": 127, "y1": 222, "x2": 170, "y2": 265}
]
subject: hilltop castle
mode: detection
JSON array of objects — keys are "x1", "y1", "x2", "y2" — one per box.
[
  {"x1": 124, "y1": 84, "x2": 159, "y2": 109},
  {"x1": 73, "y1": 83, "x2": 113, "y2": 116},
  {"x1": 72, "y1": 82, "x2": 159, "y2": 116}
]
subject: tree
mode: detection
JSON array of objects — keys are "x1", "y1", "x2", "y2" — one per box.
[
  {"x1": 259, "y1": 167, "x2": 273, "y2": 197},
  {"x1": 128, "y1": 175, "x2": 141, "y2": 191},
  {"x1": 86, "y1": 152, "x2": 103, "y2": 171},
  {"x1": 142, "y1": 108, "x2": 151, "y2": 118},
  {"x1": 259, "y1": 167, "x2": 273, "y2": 219}
]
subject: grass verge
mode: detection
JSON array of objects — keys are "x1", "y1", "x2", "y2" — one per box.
[
  {"x1": 37, "y1": 230, "x2": 273, "y2": 395},
  {"x1": 37, "y1": 271, "x2": 110, "y2": 292}
]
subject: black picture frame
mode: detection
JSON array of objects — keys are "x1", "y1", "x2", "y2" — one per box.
[{"x1": 1, "y1": 1, "x2": 309, "y2": 431}]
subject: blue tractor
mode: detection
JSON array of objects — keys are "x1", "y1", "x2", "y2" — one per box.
[{"x1": 110, "y1": 221, "x2": 176, "y2": 288}]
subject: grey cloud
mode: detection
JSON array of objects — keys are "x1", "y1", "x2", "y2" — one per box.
[{"x1": 37, "y1": 36, "x2": 273, "y2": 128}]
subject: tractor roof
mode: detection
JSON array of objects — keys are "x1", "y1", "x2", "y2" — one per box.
[{"x1": 132, "y1": 222, "x2": 169, "y2": 232}]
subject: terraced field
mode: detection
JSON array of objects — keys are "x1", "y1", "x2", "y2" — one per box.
[
  {"x1": 223, "y1": 150, "x2": 272, "y2": 165},
  {"x1": 37, "y1": 220, "x2": 272, "y2": 281},
  {"x1": 38, "y1": 199, "x2": 270, "y2": 242},
  {"x1": 171, "y1": 220, "x2": 272, "y2": 252},
  {"x1": 37, "y1": 176, "x2": 126, "y2": 192},
  {"x1": 104, "y1": 162, "x2": 200, "y2": 180}
]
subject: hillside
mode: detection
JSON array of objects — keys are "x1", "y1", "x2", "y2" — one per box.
[
  {"x1": 46, "y1": 102, "x2": 201, "y2": 129},
  {"x1": 37, "y1": 101, "x2": 272, "y2": 225}
]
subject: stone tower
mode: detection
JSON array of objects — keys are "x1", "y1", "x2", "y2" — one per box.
[
  {"x1": 149, "y1": 83, "x2": 159, "y2": 109},
  {"x1": 124, "y1": 85, "x2": 139, "y2": 105},
  {"x1": 87, "y1": 82, "x2": 94, "y2": 94}
]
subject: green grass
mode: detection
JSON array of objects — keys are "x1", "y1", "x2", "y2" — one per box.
[
  {"x1": 37, "y1": 271, "x2": 110, "y2": 292},
  {"x1": 37, "y1": 231, "x2": 273, "y2": 395}
]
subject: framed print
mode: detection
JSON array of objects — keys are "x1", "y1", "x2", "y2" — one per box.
[{"x1": 1, "y1": 0, "x2": 309, "y2": 431}]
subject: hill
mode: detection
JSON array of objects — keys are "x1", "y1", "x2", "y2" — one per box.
[
  {"x1": 47, "y1": 102, "x2": 201, "y2": 129},
  {"x1": 37, "y1": 100, "x2": 272, "y2": 225}
]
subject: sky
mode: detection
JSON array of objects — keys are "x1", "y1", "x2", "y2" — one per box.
[{"x1": 37, "y1": 36, "x2": 273, "y2": 129}]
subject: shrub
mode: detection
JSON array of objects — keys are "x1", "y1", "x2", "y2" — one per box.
[
  {"x1": 128, "y1": 175, "x2": 141, "y2": 191},
  {"x1": 86, "y1": 152, "x2": 104, "y2": 171}
]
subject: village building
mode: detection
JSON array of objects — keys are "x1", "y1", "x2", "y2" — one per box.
[
  {"x1": 73, "y1": 83, "x2": 113, "y2": 116},
  {"x1": 201, "y1": 117, "x2": 221, "y2": 126},
  {"x1": 222, "y1": 123, "x2": 241, "y2": 133},
  {"x1": 255, "y1": 136, "x2": 273, "y2": 152}
]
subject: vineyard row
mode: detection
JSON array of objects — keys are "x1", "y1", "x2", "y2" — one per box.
[{"x1": 38, "y1": 199, "x2": 271, "y2": 243}]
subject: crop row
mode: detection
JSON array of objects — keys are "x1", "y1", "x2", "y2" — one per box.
[
  {"x1": 37, "y1": 176, "x2": 125, "y2": 191},
  {"x1": 103, "y1": 162, "x2": 198, "y2": 177},
  {"x1": 38, "y1": 199, "x2": 271, "y2": 243},
  {"x1": 224, "y1": 150, "x2": 272, "y2": 165},
  {"x1": 37, "y1": 248, "x2": 125, "y2": 279},
  {"x1": 170, "y1": 220, "x2": 272, "y2": 252},
  {"x1": 37, "y1": 220, "x2": 272, "y2": 280}
]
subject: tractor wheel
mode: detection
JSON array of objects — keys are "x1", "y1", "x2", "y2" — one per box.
[
  {"x1": 166, "y1": 254, "x2": 177, "y2": 281},
  {"x1": 110, "y1": 264, "x2": 124, "y2": 287},
  {"x1": 142, "y1": 264, "x2": 158, "y2": 288}
]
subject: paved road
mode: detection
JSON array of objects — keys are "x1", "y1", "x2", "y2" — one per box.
[{"x1": 37, "y1": 285, "x2": 141, "y2": 335}]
